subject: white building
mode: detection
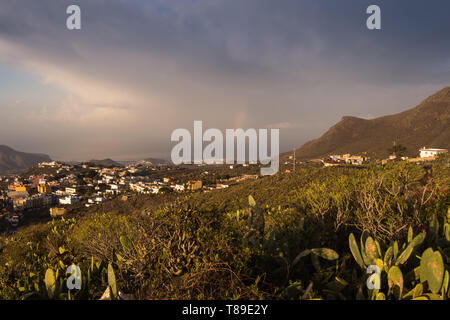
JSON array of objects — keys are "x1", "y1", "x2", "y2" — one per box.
[
  {"x1": 55, "y1": 190, "x2": 66, "y2": 196},
  {"x1": 95, "y1": 197, "x2": 106, "y2": 203},
  {"x1": 39, "y1": 161, "x2": 59, "y2": 168},
  {"x1": 65, "y1": 187, "x2": 77, "y2": 195},
  {"x1": 173, "y1": 184, "x2": 185, "y2": 192},
  {"x1": 104, "y1": 176, "x2": 115, "y2": 183},
  {"x1": 151, "y1": 187, "x2": 161, "y2": 194},
  {"x1": 419, "y1": 147, "x2": 448, "y2": 158},
  {"x1": 59, "y1": 196, "x2": 80, "y2": 205},
  {"x1": 134, "y1": 185, "x2": 148, "y2": 194}
]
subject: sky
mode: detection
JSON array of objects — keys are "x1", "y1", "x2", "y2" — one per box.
[{"x1": 0, "y1": 0, "x2": 449, "y2": 161}]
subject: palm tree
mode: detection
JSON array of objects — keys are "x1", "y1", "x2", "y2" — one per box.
[{"x1": 387, "y1": 142, "x2": 407, "y2": 157}]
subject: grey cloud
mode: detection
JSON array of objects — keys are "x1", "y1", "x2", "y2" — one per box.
[{"x1": 0, "y1": 0, "x2": 449, "y2": 160}]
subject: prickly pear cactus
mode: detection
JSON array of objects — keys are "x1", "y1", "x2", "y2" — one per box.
[
  {"x1": 107, "y1": 263, "x2": 118, "y2": 299},
  {"x1": 376, "y1": 292, "x2": 386, "y2": 300},
  {"x1": 388, "y1": 266, "x2": 404, "y2": 299},
  {"x1": 248, "y1": 195, "x2": 265, "y2": 240},
  {"x1": 360, "y1": 230, "x2": 371, "y2": 266},
  {"x1": 395, "y1": 246, "x2": 413, "y2": 265},
  {"x1": 349, "y1": 233, "x2": 365, "y2": 269},
  {"x1": 364, "y1": 236, "x2": 379, "y2": 265},
  {"x1": 444, "y1": 223, "x2": 450, "y2": 242},
  {"x1": 311, "y1": 248, "x2": 339, "y2": 260},
  {"x1": 395, "y1": 232, "x2": 425, "y2": 265},
  {"x1": 44, "y1": 268, "x2": 56, "y2": 299},
  {"x1": 384, "y1": 246, "x2": 394, "y2": 269},
  {"x1": 419, "y1": 248, "x2": 445, "y2": 294},
  {"x1": 120, "y1": 235, "x2": 134, "y2": 253},
  {"x1": 407, "y1": 226, "x2": 413, "y2": 243}
]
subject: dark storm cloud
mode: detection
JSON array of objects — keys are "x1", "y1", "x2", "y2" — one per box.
[{"x1": 0, "y1": 0, "x2": 449, "y2": 160}]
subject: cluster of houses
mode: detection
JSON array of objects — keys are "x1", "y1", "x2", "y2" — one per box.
[
  {"x1": 283, "y1": 147, "x2": 448, "y2": 172},
  {"x1": 2, "y1": 146, "x2": 445, "y2": 230},
  {"x1": 382, "y1": 147, "x2": 448, "y2": 164},
  {"x1": 322, "y1": 147, "x2": 447, "y2": 167},
  {"x1": 323, "y1": 154, "x2": 371, "y2": 167},
  {"x1": 0, "y1": 160, "x2": 262, "y2": 229},
  {"x1": 2, "y1": 164, "x2": 177, "y2": 212}
]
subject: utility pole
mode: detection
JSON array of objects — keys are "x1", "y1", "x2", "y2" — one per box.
[{"x1": 293, "y1": 148, "x2": 296, "y2": 172}]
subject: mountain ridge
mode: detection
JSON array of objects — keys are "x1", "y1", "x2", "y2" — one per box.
[
  {"x1": 84, "y1": 159, "x2": 123, "y2": 167},
  {"x1": 0, "y1": 145, "x2": 52, "y2": 174},
  {"x1": 285, "y1": 87, "x2": 450, "y2": 160}
]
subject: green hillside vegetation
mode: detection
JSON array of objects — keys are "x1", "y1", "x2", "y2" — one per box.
[{"x1": 0, "y1": 156, "x2": 449, "y2": 300}]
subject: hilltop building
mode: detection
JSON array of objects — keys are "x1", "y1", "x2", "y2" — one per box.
[
  {"x1": 327, "y1": 154, "x2": 370, "y2": 165},
  {"x1": 38, "y1": 161, "x2": 59, "y2": 168},
  {"x1": 345, "y1": 155, "x2": 370, "y2": 165},
  {"x1": 419, "y1": 147, "x2": 448, "y2": 158}
]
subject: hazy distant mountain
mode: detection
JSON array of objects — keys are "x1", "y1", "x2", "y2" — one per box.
[
  {"x1": 142, "y1": 157, "x2": 170, "y2": 165},
  {"x1": 60, "y1": 161, "x2": 80, "y2": 166},
  {"x1": 84, "y1": 159, "x2": 123, "y2": 167},
  {"x1": 0, "y1": 145, "x2": 52, "y2": 174},
  {"x1": 285, "y1": 87, "x2": 450, "y2": 160},
  {"x1": 117, "y1": 158, "x2": 170, "y2": 166}
]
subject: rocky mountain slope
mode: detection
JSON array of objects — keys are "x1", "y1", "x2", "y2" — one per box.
[{"x1": 287, "y1": 87, "x2": 450, "y2": 160}]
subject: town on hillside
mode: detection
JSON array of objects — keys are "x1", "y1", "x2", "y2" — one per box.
[
  {"x1": 1, "y1": 145, "x2": 447, "y2": 233},
  {"x1": 0, "y1": 160, "x2": 263, "y2": 232}
]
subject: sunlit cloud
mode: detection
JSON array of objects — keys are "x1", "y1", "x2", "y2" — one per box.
[{"x1": 0, "y1": 0, "x2": 449, "y2": 160}]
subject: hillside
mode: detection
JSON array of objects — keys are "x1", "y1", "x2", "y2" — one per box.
[
  {"x1": 142, "y1": 157, "x2": 170, "y2": 165},
  {"x1": 287, "y1": 87, "x2": 450, "y2": 160},
  {"x1": 1, "y1": 156, "x2": 449, "y2": 300},
  {"x1": 0, "y1": 145, "x2": 51, "y2": 174},
  {"x1": 118, "y1": 158, "x2": 169, "y2": 166},
  {"x1": 84, "y1": 159, "x2": 123, "y2": 167}
]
